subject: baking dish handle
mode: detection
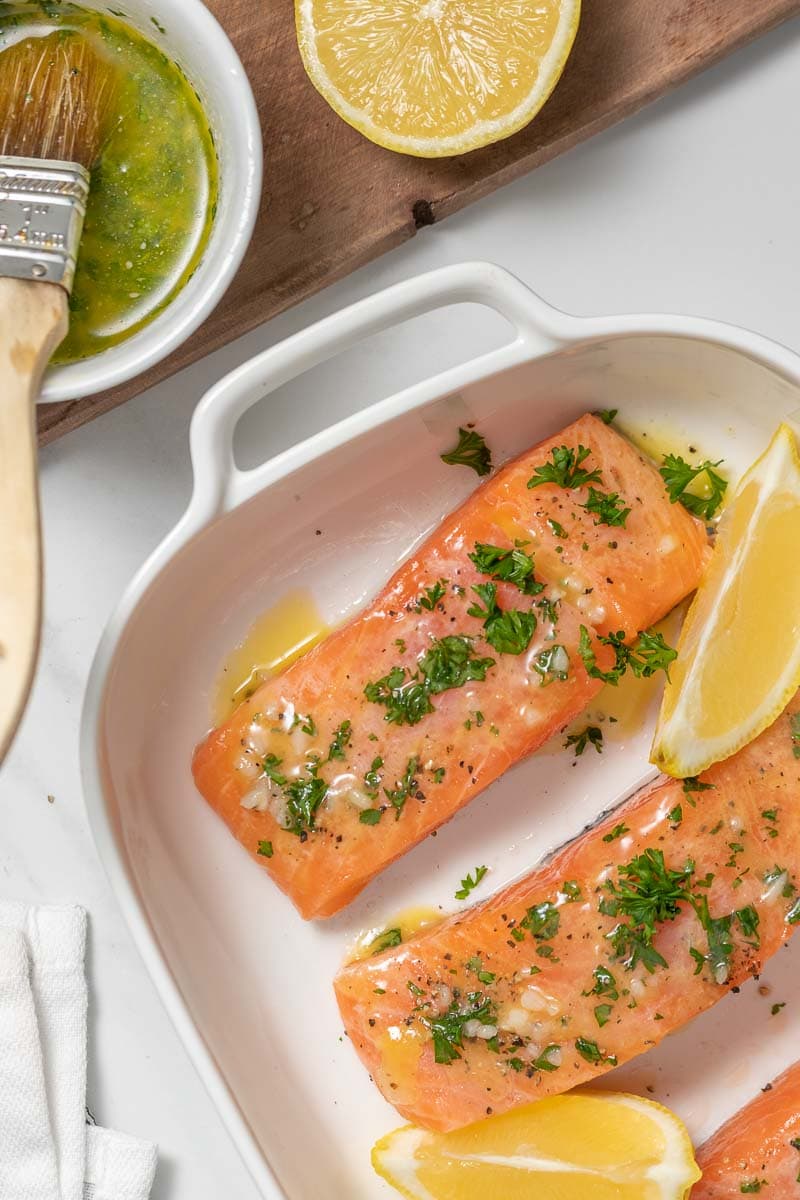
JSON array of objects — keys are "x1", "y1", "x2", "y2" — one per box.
[{"x1": 189, "y1": 260, "x2": 566, "y2": 520}]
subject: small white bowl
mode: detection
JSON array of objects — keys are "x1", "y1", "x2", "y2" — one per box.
[{"x1": 39, "y1": 0, "x2": 262, "y2": 404}]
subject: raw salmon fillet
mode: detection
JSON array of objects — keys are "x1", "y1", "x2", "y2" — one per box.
[
  {"x1": 335, "y1": 699, "x2": 800, "y2": 1131},
  {"x1": 695, "y1": 1060, "x2": 800, "y2": 1198},
  {"x1": 192, "y1": 415, "x2": 708, "y2": 919}
]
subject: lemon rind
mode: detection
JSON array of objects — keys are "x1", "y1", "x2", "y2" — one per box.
[
  {"x1": 372, "y1": 1091, "x2": 701, "y2": 1199},
  {"x1": 296, "y1": 0, "x2": 581, "y2": 158},
  {"x1": 652, "y1": 424, "x2": 800, "y2": 778}
]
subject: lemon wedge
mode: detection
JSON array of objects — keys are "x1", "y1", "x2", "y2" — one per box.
[
  {"x1": 372, "y1": 1092, "x2": 701, "y2": 1199},
  {"x1": 295, "y1": 0, "x2": 580, "y2": 158},
  {"x1": 652, "y1": 423, "x2": 800, "y2": 778}
]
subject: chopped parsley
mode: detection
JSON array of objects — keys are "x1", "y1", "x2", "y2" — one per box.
[
  {"x1": 432, "y1": 767, "x2": 446, "y2": 784},
  {"x1": 383, "y1": 756, "x2": 420, "y2": 818},
  {"x1": 547, "y1": 518, "x2": 568, "y2": 538},
  {"x1": 594, "y1": 1003, "x2": 613, "y2": 1028},
  {"x1": 791, "y1": 712, "x2": 800, "y2": 758},
  {"x1": 283, "y1": 767, "x2": 328, "y2": 837},
  {"x1": 683, "y1": 776, "x2": 715, "y2": 802},
  {"x1": 689, "y1": 895, "x2": 733, "y2": 983},
  {"x1": 455, "y1": 865, "x2": 488, "y2": 900},
  {"x1": 468, "y1": 583, "x2": 537, "y2": 655},
  {"x1": 520, "y1": 901, "x2": 560, "y2": 942},
  {"x1": 603, "y1": 849, "x2": 691, "y2": 930},
  {"x1": 659, "y1": 454, "x2": 728, "y2": 521},
  {"x1": 583, "y1": 965, "x2": 619, "y2": 1000},
  {"x1": 739, "y1": 1180, "x2": 767, "y2": 1194},
  {"x1": 440, "y1": 427, "x2": 492, "y2": 476},
  {"x1": 370, "y1": 927, "x2": 402, "y2": 955},
  {"x1": 262, "y1": 753, "x2": 287, "y2": 786},
  {"x1": 417, "y1": 579, "x2": 447, "y2": 611},
  {"x1": 575, "y1": 1036, "x2": 615, "y2": 1065},
  {"x1": 469, "y1": 542, "x2": 544, "y2": 595},
  {"x1": 424, "y1": 992, "x2": 497, "y2": 1064},
  {"x1": 595, "y1": 408, "x2": 618, "y2": 425},
  {"x1": 359, "y1": 808, "x2": 383, "y2": 825},
  {"x1": 364, "y1": 666, "x2": 433, "y2": 725},
  {"x1": 668, "y1": 804, "x2": 683, "y2": 826},
  {"x1": 300, "y1": 714, "x2": 317, "y2": 736},
  {"x1": 256, "y1": 840, "x2": 273, "y2": 858},
  {"x1": 419, "y1": 636, "x2": 496, "y2": 693},
  {"x1": 578, "y1": 625, "x2": 677, "y2": 685},
  {"x1": 772, "y1": 1002, "x2": 786, "y2": 1015},
  {"x1": 532, "y1": 1044, "x2": 562, "y2": 1072},
  {"x1": 326, "y1": 719, "x2": 352, "y2": 762},
  {"x1": 603, "y1": 823, "x2": 629, "y2": 843},
  {"x1": 736, "y1": 905, "x2": 760, "y2": 945},
  {"x1": 561, "y1": 880, "x2": 582, "y2": 901},
  {"x1": 466, "y1": 956, "x2": 496, "y2": 985},
  {"x1": 365, "y1": 635, "x2": 495, "y2": 726},
  {"x1": 565, "y1": 725, "x2": 603, "y2": 757},
  {"x1": 536, "y1": 596, "x2": 559, "y2": 628},
  {"x1": 527, "y1": 444, "x2": 603, "y2": 491},
  {"x1": 603, "y1": 849, "x2": 694, "y2": 974},
  {"x1": 364, "y1": 756, "x2": 384, "y2": 796},
  {"x1": 581, "y1": 488, "x2": 631, "y2": 528}
]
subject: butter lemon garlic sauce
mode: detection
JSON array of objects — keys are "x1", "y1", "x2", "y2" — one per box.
[
  {"x1": 0, "y1": 3, "x2": 218, "y2": 362},
  {"x1": 214, "y1": 592, "x2": 329, "y2": 727}
]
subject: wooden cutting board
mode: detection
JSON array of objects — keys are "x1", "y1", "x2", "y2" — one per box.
[{"x1": 37, "y1": 0, "x2": 800, "y2": 444}]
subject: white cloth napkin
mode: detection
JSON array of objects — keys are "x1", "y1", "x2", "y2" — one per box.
[{"x1": 0, "y1": 903, "x2": 157, "y2": 1200}]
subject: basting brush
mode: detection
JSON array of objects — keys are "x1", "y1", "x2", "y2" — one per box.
[{"x1": 0, "y1": 32, "x2": 117, "y2": 759}]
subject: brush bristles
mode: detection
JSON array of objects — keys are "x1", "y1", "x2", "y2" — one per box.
[{"x1": 0, "y1": 31, "x2": 118, "y2": 169}]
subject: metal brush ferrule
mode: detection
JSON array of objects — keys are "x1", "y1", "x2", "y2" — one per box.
[{"x1": 0, "y1": 157, "x2": 90, "y2": 293}]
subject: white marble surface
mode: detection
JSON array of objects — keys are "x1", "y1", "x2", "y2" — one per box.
[{"x1": 3, "y1": 19, "x2": 800, "y2": 1198}]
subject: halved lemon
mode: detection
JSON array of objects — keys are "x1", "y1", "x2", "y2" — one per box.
[
  {"x1": 372, "y1": 1092, "x2": 701, "y2": 1199},
  {"x1": 652, "y1": 423, "x2": 800, "y2": 778},
  {"x1": 296, "y1": 0, "x2": 581, "y2": 158}
]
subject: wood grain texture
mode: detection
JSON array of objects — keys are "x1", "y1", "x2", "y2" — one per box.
[{"x1": 37, "y1": 0, "x2": 800, "y2": 444}]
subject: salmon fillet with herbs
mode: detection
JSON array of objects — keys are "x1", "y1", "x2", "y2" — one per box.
[
  {"x1": 335, "y1": 699, "x2": 800, "y2": 1131},
  {"x1": 695, "y1": 1060, "x2": 800, "y2": 1197},
  {"x1": 192, "y1": 414, "x2": 709, "y2": 919}
]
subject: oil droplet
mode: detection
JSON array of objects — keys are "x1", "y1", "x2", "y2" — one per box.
[
  {"x1": 347, "y1": 905, "x2": 443, "y2": 964},
  {"x1": 214, "y1": 590, "x2": 328, "y2": 725},
  {"x1": 619, "y1": 420, "x2": 699, "y2": 466}
]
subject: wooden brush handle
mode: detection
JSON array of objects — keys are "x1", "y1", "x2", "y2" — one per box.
[{"x1": 0, "y1": 278, "x2": 67, "y2": 762}]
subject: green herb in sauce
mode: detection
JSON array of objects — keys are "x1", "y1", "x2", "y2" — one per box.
[
  {"x1": 364, "y1": 636, "x2": 495, "y2": 726},
  {"x1": 440, "y1": 428, "x2": 492, "y2": 476},
  {"x1": 370, "y1": 927, "x2": 402, "y2": 955},
  {"x1": 659, "y1": 454, "x2": 728, "y2": 521},
  {"x1": 455, "y1": 865, "x2": 488, "y2": 900},
  {"x1": 468, "y1": 542, "x2": 544, "y2": 596},
  {"x1": 564, "y1": 725, "x2": 603, "y2": 757},
  {"x1": 527, "y1": 444, "x2": 603, "y2": 491},
  {"x1": 581, "y1": 488, "x2": 631, "y2": 528},
  {"x1": 0, "y1": 4, "x2": 218, "y2": 363},
  {"x1": 578, "y1": 626, "x2": 677, "y2": 686},
  {"x1": 467, "y1": 583, "x2": 537, "y2": 656}
]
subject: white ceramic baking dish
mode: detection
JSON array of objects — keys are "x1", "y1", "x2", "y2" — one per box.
[{"x1": 81, "y1": 261, "x2": 800, "y2": 1199}]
